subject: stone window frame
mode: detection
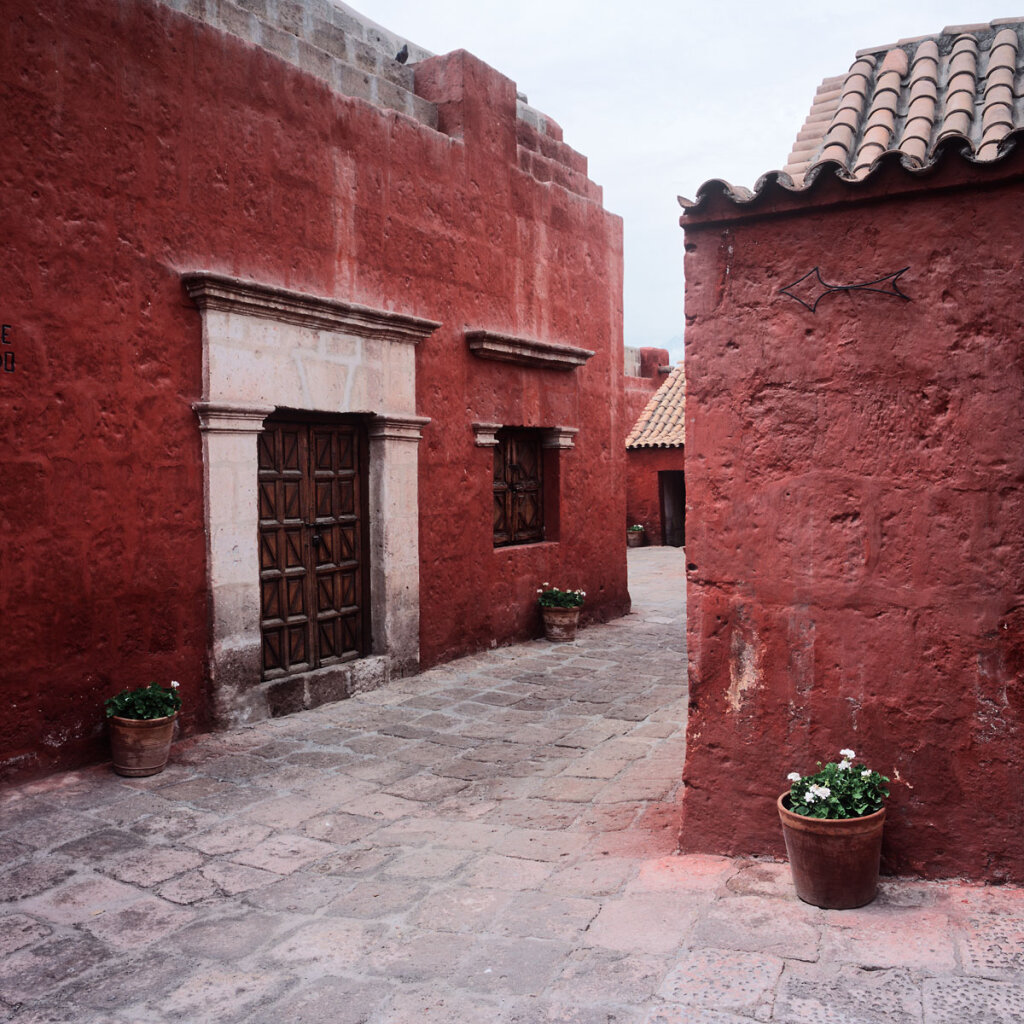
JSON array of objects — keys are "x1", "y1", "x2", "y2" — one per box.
[{"x1": 473, "y1": 422, "x2": 578, "y2": 548}]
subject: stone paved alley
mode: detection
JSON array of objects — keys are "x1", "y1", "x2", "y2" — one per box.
[{"x1": 2, "y1": 548, "x2": 1023, "y2": 1023}]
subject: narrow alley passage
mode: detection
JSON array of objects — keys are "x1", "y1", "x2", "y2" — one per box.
[{"x1": 3, "y1": 548, "x2": 1022, "y2": 1023}]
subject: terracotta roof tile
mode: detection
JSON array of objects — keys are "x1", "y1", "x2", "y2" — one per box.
[
  {"x1": 626, "y1": 363, "x2": 686, "y2": 449},
  {"x1": 773, "y1": 19, "x2": 1024, "y2": 189}
]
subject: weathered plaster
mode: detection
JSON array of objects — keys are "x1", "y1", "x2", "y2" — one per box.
[{"x1": 680, "y1": 155, "x2": 1024, "y2": 883}]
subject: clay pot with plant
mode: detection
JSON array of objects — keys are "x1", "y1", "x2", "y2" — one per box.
[
  {"x1": 777, "y1": 748, "x2": 890, "y2": 909},
  {"x1": 536, "y1": 583, "x2": 585, "y2": 642},
  {"x1": 104, "y1": 681, "x2": 182, "y2": 777}
]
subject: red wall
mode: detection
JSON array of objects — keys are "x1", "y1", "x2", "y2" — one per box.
[
  {"x1": 413, "y1": 52, "x2": 628, "y2": 664},
  {"x1": 0, "y1": 0, "x2": 626, "y2": 780},
  {"x1": 680, "y1": 156, "x2": 1024, "y2": 882},
  {"x1": 624, "y1": 348, "x2": 670, "y2": 539},
  {"x1": 626, "y1": 448, "x2": 684, "y2": 542}
]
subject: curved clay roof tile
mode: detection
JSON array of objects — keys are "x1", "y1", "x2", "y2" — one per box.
[
  {"x1": 984, "y1": 65, "x2": 1016, "y2": 94},
  {"x1": 906, "y1": 94, "x2": 937, "y2": 120},
  {"x1": 863, "y1": 123, "x2": 894, "y2": 148},
  {"x1": 879, "y1": 48, "x2": 909, "y2": 75},
  {"x1": 983, "y1": 99, "x2": 1014, "y2": 128},
  {"x1": 821, "y1": 122, "x2": 857, "y2": 156},
  {"x1": 948, "y1": 49, "x2": 979, "y2": 77},
  {"x1": 911, "y1": 39, "x2": 940, "y2": 66},
  {"x1": 944, "y1": 84, "x2": 976, "y2": 111},
  {"x1": 990, "y1": 27, "x2": 1020, "y2": 53},
  {"x1": 898, "y1": 135, "x2": 929, "y2": 163}
]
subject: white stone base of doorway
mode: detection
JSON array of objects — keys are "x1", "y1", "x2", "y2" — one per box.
[{"x1": 261, "y1": 657, "x2": 389, "y2": 719}]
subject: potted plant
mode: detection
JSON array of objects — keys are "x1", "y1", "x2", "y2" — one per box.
[
  {"x1": 627, "y1": 524, "x2": 645, "y2": 548},
  {"x1": 777, "y1": 748, "x2": 890, "y2": 909},
  {"x1": 537, "y1": 583, "x2": 585, "y2": 642},
  {"x1": 104, "y1": 681, "x2": 182, "y2": 777}
]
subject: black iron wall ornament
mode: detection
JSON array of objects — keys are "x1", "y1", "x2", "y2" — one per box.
[{"x1": 779, "y1": 267, "x2": 911, "y2": 313}]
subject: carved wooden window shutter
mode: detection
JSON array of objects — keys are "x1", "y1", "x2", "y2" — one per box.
[{"x1": 493, "y1": 430, "x2": 544, "y2": 546}]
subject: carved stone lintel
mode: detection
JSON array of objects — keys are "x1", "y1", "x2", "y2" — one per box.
[
  {"x1": 542, "y1": 426, "x2": 578, "y2": 449},
  {"x1": 183, "y1": 272, "x2": 441, "y2": 343},
  {"x1": 466, "y1": 329, "x2": 594, "y2": 370},
  {"x1": 472, "y1": 422, "x2": 504, "y2": 447},
  {"x1": 473, "y1": 422, "x2": 578, "y2": 448},
  {"x1": 368, "y1": 414, "x2": 431, "y2": 442},
  {"x1": 194, "y1": 401, "x2": 276, "y2": 433}
]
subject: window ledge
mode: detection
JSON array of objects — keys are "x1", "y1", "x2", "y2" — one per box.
[
  {"x1": 492, "y1": 539, "x2": 561, "y2": 553},
  {"x1": 466, "y1": 330, "x2": 594, "y2": 370}
]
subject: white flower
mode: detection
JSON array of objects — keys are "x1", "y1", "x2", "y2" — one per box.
[
  {"x1": 861, "y1": 769, "x2": 871, "y2": 779},
  {"x1": 810, "y1": 784, "x2": 831, "y2": 800},
  {"x1": 838, "y1": 759, "x2": 851, "y2": 771},
  {"x1": 171, "y1": 680, "x2": 180, "y2": 689},
  {"x1": 805, "y1": 790, "x2": 817, "y2": 803},
  {"x1": 537, "y1": 589, "x2": 543, "y2": 594},
  {"x1": 840, "y1": 748, "x2": 856, "y2": 759},
  {"x1": 787, "y1": 772, "x2": 801, "y2": 782}
]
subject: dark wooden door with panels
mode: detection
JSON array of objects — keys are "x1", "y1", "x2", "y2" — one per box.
[{"x1": 257, "y1": 414, "x2": 370, "y2": 679}]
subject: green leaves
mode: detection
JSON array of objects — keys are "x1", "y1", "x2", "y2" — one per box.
[
  {"x1": 786, "y1": 752, "x2": 890, "y2": 820},
  {"x1": 104, "y1": 682, "x2": 182, "y2": 721},
  {"x1": 537, "y1": 585, "x2": 586, "y2": 609}
]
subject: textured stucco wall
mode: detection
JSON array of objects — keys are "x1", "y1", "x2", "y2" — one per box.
[
  {"x1": 0, "y1": 0, "x2": 625, "y2": 779},
  {"x1": 626, "y1": 448, "x2": 684, "y2": 543},
  {"x1": 680, "y1": 160, "x2": 1024, "y2": 882},
  {"x1": 624, "y1": 348, "x2": 670, "y2": 539}
]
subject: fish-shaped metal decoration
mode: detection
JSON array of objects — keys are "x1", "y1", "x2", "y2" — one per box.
[{"x1": 779, "y1": 267, "x2": 910, "y2": 313}]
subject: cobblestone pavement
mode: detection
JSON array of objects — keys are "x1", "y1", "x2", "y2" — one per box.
[{"x1": 3, "y1": 548, "x2": 1023, "y2": 1023}]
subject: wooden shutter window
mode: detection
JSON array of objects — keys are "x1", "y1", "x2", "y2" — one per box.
[{"x1": 493, "y1": 430, "x2": 544, "y2": 547}]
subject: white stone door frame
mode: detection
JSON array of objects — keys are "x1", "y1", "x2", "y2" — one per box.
[{"x1": 184, "y1": 272, "x2": 439, "y2": 727}]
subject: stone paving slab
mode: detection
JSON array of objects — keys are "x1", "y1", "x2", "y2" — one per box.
[{"x1": 1, "y1": 549, "x2": 1023, "y2": 1022}]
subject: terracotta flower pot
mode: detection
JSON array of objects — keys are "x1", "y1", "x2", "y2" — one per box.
[
  {"x1": 108, "y1": 714, "x2": 178, "y2": 777},
  {"x1": 777, "y1": 793, "x2": 885, "y2": 909},
  {"x1": 541, "y1": 606, "x2": 580, "y2": 642},
  {"x1": 626, "y1": 531, "x2": 644, "y2": 548}
]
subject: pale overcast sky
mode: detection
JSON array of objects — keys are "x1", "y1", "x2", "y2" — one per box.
[{"x1": 358, "y1": 1, "x2": 1011, "y2": 360}]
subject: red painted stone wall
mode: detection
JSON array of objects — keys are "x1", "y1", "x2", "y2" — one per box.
[
  {"x1": 626, "y1": 448, "x2": 684, "y2": 543},
  {"x1": 0, "y1": 0, "x2": 626, "y2": 779},
  {"x1": 680, "y1": 157, "x2": 1024, "y2": 883},
  {"x1": 624, "y1": 348, "x2": 670, "y2": 540}
]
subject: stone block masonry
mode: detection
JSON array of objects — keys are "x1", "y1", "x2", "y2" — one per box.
[{"x1": 158, "y1": 0, "x2": 438, "y2": 126}]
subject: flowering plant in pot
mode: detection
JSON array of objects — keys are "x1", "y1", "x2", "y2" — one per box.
[
  {"x1": 777, "y1": 748, "x2": 890, "y2": 909},
  {"x1": 627, "y1": 523, "x2": 645, "y2": 547},
  {"x1": 104, "y1": 681, "x2": 182, "y2": 777},
  {"x1": 537, "y1": 583, "x2": 585, "y2": 642}
]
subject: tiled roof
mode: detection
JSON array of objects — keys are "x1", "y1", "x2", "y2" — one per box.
[
  {"x1": 785, "y1": 20, "x2": 1024, "y2": 187},
  {"x1": 626, "y1": 363, "x2": 685, "y2": 449},
  {"x1": 680, "y1": 19, "x2": 1024, "y2": 212}
]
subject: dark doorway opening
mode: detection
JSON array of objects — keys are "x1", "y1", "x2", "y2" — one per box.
[{"x1": 659, "y1": 470, "x2": 686, "y2": 547}]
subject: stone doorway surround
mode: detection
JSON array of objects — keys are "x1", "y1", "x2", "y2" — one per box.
[{"x1": 184, "y1": 272, "x2": 440, "y2": 728}]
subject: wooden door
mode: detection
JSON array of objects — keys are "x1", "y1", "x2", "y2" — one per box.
[{"x1": 258, "y1": 417, "x2": 369, "y2": 679}]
